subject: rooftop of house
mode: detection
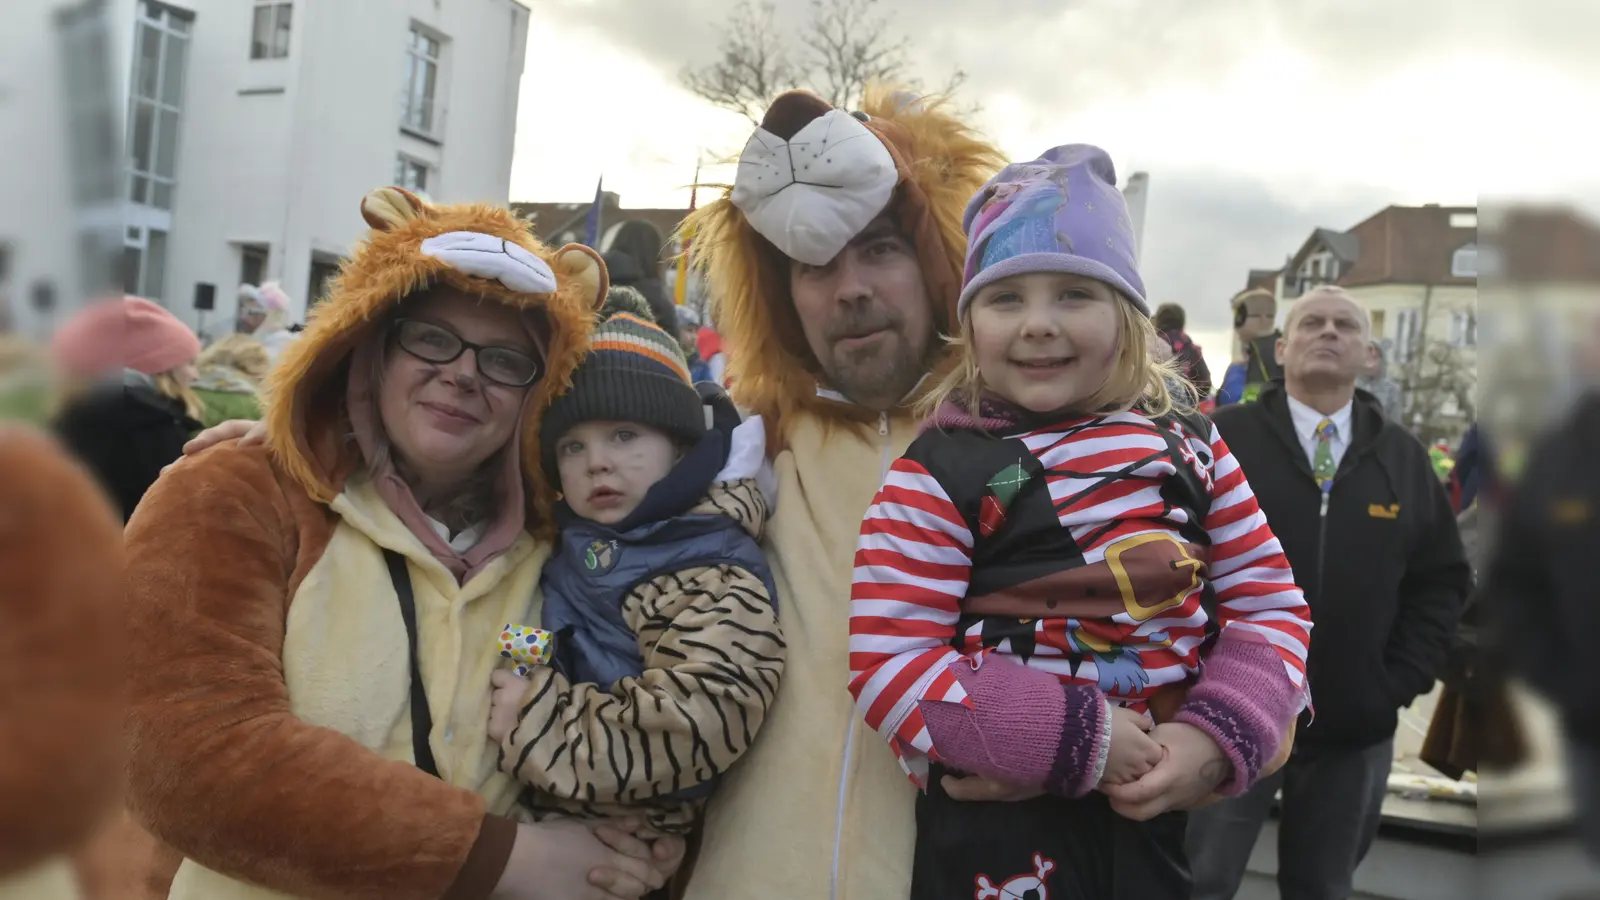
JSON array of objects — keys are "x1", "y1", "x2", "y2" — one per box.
[
  {"x1": 511, "y1": 194, "x2": 690, "y2": 251},
  {"x1": 1279, "y1": 204, "x2": 1479, "y2": 293},
  {"x1": 1245, "y1": 268, "x2": 1280, "y2": 293},
  {"x1": 1486, "y1": 204, "x2": 1600, "y2": 283}
]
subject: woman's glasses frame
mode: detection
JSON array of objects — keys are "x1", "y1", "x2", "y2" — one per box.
[{"x1": 391, "y1": 318, "x2": 542, "y2": 388}]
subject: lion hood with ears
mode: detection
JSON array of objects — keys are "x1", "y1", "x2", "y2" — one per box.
[{"x1": 264, "y1": 185, "x2": 607, "y2": 532}]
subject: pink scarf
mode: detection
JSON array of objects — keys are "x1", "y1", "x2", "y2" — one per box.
[{"x1": 924, "y1": 391, "x2": 1099, "y2": 436}]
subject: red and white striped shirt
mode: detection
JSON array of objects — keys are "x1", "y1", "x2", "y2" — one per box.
[{"x1": 847, "y1": 412, "x2": 1312, "y2": 784}]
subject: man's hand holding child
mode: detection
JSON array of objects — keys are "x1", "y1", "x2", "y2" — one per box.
[{"x1": 1104, "y1": 721, "x2": 1230, "y2": 821}]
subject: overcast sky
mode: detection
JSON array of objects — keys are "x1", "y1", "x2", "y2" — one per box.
[{"x1": 509, "y1": 0, "x2": 1584, "y2": 374}]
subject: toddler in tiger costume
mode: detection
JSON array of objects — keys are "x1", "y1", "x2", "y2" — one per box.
[{"x1": 487, "y1": 287, "x2": 784, "y2": 835}]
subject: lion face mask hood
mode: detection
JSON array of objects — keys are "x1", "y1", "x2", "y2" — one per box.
[
  {"x1": 261, "y1": 186, "x2": 609, "y2": 552},
  {"x1": 682, "y1": 87, "x2": 1005, "y2": 447}
]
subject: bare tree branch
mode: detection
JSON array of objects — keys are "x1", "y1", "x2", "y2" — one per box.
[
  {"x1": 801, "y1": 0, "x2": 909, "y2": 112},
  {"x1": 681, "y1": 0, "x2": 973, "y2": 125},
  {"x1": 1394, "y1": 294, "x2": 1476, "y2": 444},
  {"x1": 680, "y1": 0, "x2": 798, "y2": 125},
  {"x1": 933, "y1": 67, "x2": 983, "y2": 117}
]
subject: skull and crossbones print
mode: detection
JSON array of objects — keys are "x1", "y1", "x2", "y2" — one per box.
[{"x1": 974, "y1": 853, "x2": 1056, "y2": 900}]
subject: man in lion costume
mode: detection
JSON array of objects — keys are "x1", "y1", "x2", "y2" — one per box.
[{"x1": 675, "y1": 86, "x2": 1004, "y2": 899}]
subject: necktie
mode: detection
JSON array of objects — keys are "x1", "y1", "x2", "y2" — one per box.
[{"x1": 1313, "y1": 418, "x2": 1337, "y2": 492}]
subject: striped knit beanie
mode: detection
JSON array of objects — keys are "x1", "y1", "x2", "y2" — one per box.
[{"x1": 541, "y1": 286, "x2": 704, "y2": 467}]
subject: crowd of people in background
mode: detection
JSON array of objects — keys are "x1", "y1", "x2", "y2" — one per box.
[{"x1": 3, "y1": 257, "x2": 730, "y2": 530}]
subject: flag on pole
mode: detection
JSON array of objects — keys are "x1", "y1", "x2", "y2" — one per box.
[
  {"x1": 674, "y1": 163, "x2": 701, "y2": 306},
  {"x1": 582, "y1": 176, "x2": 604, "y2": 248}
]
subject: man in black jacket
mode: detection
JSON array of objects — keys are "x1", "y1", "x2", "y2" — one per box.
[{"x1": 1186, "y1": 286, "x2": 1470, "y2": 900}]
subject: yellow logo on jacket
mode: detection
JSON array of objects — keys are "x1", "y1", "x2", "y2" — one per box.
[
  {"x1": 1368, "y1": 503, "x2": 1401, "y2": 519},
  {"x1": 1553, "y1": 499, "x2": 1590, "y2": 525}
]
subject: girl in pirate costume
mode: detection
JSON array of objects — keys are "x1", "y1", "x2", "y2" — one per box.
[{"x1": 847, "y1": 146, "x2": 1313, "y2": 899}]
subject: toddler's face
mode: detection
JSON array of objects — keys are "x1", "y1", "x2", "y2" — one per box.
[
  {"x1": 968, "y1": 272, "x2": 1122, "y2": 414},
  {"x1": 554, "y1": 420, "x2": 680, "y2": 524}
]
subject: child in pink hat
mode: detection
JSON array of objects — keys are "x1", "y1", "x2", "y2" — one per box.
[
  {"x1": 52, "y1": 296, "x2": 200, "y2": 381},
  {"x1": 52, "y1": 296, "x2": 204, "y2": 520}
]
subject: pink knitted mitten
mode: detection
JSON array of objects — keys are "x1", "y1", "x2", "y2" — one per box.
[
  {"x1": 918, "y1": 654, "x2": 1110, "y2": 798},
  {"x1": 1173, "y1": 630, "x2": 1303, "y2": 795}
]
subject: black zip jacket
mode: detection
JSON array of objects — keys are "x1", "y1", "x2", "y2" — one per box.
[
  {"x1": 1484, "y1": 391, "x2": 1600, "y2": 743},
  {"x1": 1212, "y1": 383, "x2": 1469, "y2": 751},
  {"x1": 54, "y1": 372, "x2": 200, "y2": 522}
]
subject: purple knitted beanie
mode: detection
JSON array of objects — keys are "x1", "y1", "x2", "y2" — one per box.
[{"x1": 957, "y1": 144, "x2": 1147, "y2": 319}]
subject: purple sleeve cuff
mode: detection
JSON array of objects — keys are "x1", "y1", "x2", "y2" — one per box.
[
  {"x1": 1172, "y1": 631, "x2": 1302, "y2": 796},
  {"x1": 1044, "y1": 683, "x2": 1111, "y2": 798},
  {"x1": 919, "y1": 654, "x2": 1078, "y2": 790}
]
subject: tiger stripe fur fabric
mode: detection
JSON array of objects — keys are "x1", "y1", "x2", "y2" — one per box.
[{"x1": 498, "y1": 478, "x2": 786, "y2": 833}]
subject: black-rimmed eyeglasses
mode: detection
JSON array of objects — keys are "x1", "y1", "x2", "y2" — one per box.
[{"x1": 392, "y1": 318, "x2": 542, "y2": 387}]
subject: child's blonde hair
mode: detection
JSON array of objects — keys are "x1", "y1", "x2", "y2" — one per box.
[
  {"x1": 916, "y1": 295, "x2": 1195, "y2": 424},
  {"x1": 152, "y1": 370, "x2": 206, "y2": 421},
  {"x1": 197, "y1": 333, "x2": 272, "y2": 383}
]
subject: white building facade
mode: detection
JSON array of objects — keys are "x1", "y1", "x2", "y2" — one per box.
[
  {"x1": 123, "y1": 0, "x2": 530, "y2": 335},
  {"x1": 0, "y1": 0, "x2": 125, "y2": 339}
]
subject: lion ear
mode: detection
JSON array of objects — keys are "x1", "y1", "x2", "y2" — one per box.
[
  {"x1": 552, "y1": 243, "x2": 608, "y2": 310},
  {"x1": 360, "y1": 186, "x2": 432, "y2": 232}
]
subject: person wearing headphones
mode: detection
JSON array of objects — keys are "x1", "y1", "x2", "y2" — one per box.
[{"x1": 1216, "y1": 288, "x2": 1283, "y2": 406}]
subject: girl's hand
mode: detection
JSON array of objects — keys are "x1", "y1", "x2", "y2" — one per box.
[
  {"x1": 942, "y1": 773, "x2": 1045, "y2": 803},
  {"x1": 1103, "y1": 721, "x2": 1229, "y2": 821},
  {"x1": 488, "y1": 668, "x2": 531, "y2": 744},
  {"x1": 1099, "y1": 705, "x2": 1164, "y2": 788}
]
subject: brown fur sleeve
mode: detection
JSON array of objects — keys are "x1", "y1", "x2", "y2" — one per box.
[
  {"x1": 0, "y1": 428, "x2": 123, "y2": 877},
  {"x1": 123, "y1": 444, "x2": 514, "y2": 900}
]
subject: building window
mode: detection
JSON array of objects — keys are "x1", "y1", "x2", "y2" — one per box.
[
  {"x1": 1369, "y1": 308, "x2": 1386, "y2": 339},
  {"x1": 128, "y1": 1, "x2": 191, "y2": 210},
  {"x1": 122, "y1": 247, "x2": 141, "y2": 295},
  {"x1": 1448, "y1": 309, "x2": 1477, "y2": 348},
  {"x1": 1395, "y1": 307, "x2": 1421, "y2": 365},
  {"x1": 401, "y1": 27, "x2": 442, "y2": 134},
  {"x1": 251, "y1": 1, "x2": 292, "y2": 59},
  {"x1": 306, "y1": 254, "x2": 342, "y2": 310},
  {"x1": 240, "y1": 244, "x2": 268, "y2": 288},
  {"x1": 1451, "y1": 243, "x2": 1477, "y2": 278},
  {"x1": 395, "y1": 155, "x2": 429, "y2": 194},
  {"x1": 124, "y1": 226, "x2": 169, "y2": 301},
  {"x1": 57, "y1": 2, "x2": 120, "y2": 207}
]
